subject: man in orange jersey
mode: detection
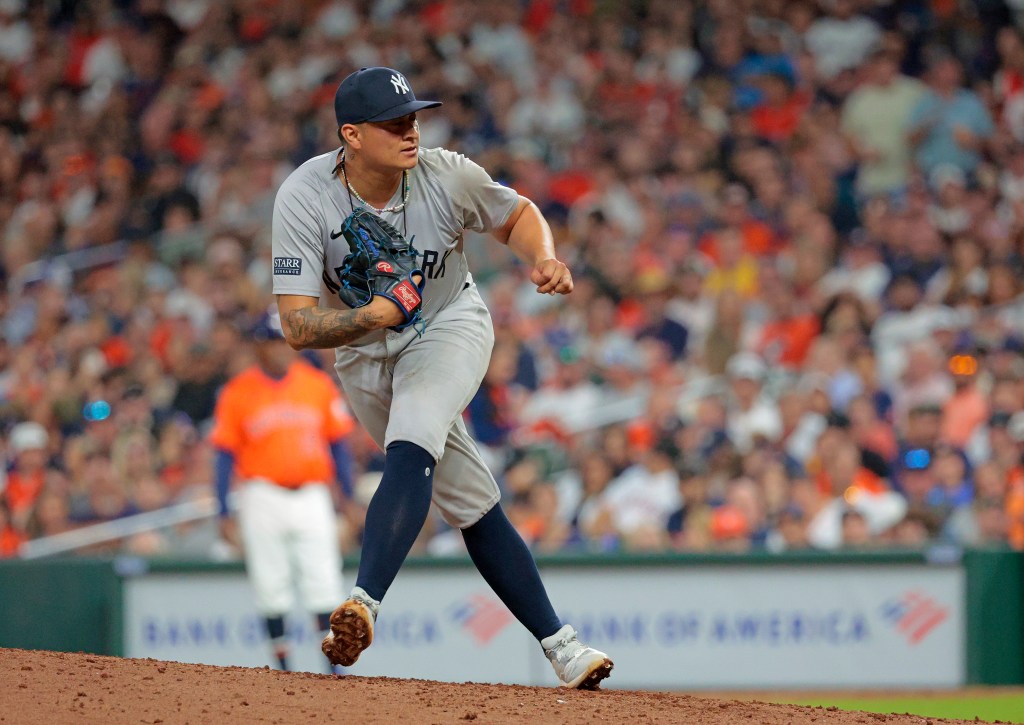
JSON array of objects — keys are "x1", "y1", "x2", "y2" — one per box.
[{"x1": 210, "y1": 310, "x2": 356, "y2": 672}]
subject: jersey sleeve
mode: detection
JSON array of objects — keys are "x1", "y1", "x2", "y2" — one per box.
[
  {"x1": 272, "y1": 172, "x2": 327, "y2": 297},
  {"x1": 209, "y1": 381, "x2": 245, "y2": 453},
  {"x1": 435, "y1": 149, "x2": 520, "y2": 233}
]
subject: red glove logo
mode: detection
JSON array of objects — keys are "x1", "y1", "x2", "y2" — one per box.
[
  {"x1": 393, "y1": 280, "x2": 421, "y2": 313},
  {"x1": 376, "y1": 261, "x2": 394, "y2": 273}
]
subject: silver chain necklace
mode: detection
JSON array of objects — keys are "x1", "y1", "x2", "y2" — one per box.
[{"x1": 338, "y1": 148, "x2": 410, "y2": 214}]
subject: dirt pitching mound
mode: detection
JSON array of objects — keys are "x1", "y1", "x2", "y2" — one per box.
[{"x1": 0, "y1": 648, "x2": 1002, "y2": 724}]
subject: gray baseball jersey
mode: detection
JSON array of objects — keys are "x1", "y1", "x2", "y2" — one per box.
[{"x1": 271, "y1": 146, "x2": 519, "y2": 527}]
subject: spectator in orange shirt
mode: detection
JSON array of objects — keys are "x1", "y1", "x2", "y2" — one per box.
[
  {"x1": 998, "y1": 414, "x2": 1024, "y2": 548},
  {"x1": 699, "y1": 183, "x2": 778, "y2": 263},
  {"x1": 210, "y1": 311, "x2": 357, "y2": 672},
  {"x1": 814, "y1": 437, "x2": 887, "y2": 498},
  {"x1": 0, "y1": 498, "x2": 24, "y2": 558},
  {"x1": 807, "y1": 437, "x2": 907, "y2": 549},
  {"x1": 710, "y1": 504, "x2": 751, "y2": 553},
  {"x1": 941, "y1": 351, "x2": 989, "y2": 449},
  {"x1": 1006, "y1": 492, "x2": 1024, "y2": 549},
  {"x1": 3, "y1": 422, "x2": 52, "y2": 532},
  {"x1": 751, "y1": 71, "x2": 810, "y2": 143},
  {"x1": 754, "y1": 265, "x2": 820, "y2": 369},
  {"x1": 847, "y1": 394, "x2": 898, "y2": 462}
]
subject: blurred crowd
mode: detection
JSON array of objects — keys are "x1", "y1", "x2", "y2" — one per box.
[{"x1": 1, "y1": 0, "x2": 1023, "y2": 560}]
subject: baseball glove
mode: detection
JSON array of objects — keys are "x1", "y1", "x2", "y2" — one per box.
[{"x1": 335, "y1": 208, "x2": 425, "y2": 332}]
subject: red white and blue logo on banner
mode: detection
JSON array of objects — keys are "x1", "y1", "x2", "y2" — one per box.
[
  {"x1": 880, "y1": 590, "x2": 949, "y2": 645},
  {"x1": 448, "y1": 593, "x2": 514, "y2": 645}
]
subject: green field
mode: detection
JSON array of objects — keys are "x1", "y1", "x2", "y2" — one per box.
[{"x1": 781, "y1": 692, "x2": 1024, "y2": 723}]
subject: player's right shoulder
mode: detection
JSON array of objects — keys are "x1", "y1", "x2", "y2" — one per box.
[{"x1": 275, "y1": 150, "x2": 338, "y2": 202}]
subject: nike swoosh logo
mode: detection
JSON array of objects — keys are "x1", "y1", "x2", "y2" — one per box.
[{"x1": 329, "y1": 228, "x2": 343, "y2": 240}]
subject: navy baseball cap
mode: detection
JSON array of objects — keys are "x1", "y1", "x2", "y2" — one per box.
[{"x1": 334, "y1": 67, "x2": 442, "y2": 126}]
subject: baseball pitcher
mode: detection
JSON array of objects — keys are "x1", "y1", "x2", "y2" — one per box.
[{"x1": 272, "y1": 67, "x2": 613, "y2": 689}]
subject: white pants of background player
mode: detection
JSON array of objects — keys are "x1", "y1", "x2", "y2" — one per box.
[{"x1": 238, "y1": 480, "x2": 343, "y2": 615}]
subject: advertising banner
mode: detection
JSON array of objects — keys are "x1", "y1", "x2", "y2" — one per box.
[{"x1": 124, "y1": 563, "x2": 964, "y2": 688}]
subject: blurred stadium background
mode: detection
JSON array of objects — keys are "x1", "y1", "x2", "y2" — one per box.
[{"x1": 1, "y1": 0, "x2": 1024, "y2": 717}]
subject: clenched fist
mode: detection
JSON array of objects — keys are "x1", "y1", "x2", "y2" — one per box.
[{"x1": 531, "y1": 258, "x2": 573, "y2": 295}]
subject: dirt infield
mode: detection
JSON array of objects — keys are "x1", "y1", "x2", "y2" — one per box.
[{"x1": 0, "y1": 648, "x2": 1005, "y2": 724}]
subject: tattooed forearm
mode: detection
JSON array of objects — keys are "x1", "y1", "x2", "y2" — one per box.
[{"x1": 282, "y1": 305, "x2": 387, "y2": 349}]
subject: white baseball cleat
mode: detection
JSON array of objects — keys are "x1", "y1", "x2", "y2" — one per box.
[
  {"x1": 321, "y1": 586, "x2": 380, "y2": 667},
  {"x1": 542, "y1": 624, "x2": 614, "y2": 689}
]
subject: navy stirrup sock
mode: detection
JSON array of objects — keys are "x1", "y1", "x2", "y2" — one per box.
[
  {"x1": 265, "y1": 615, "x2": 288, "y2": 670},
  {"x1": 355, "y1": 440, "x2": 435, "y2": 602},
  {"x1": 461, "y1": 504, "x2": 562, "y2": 642}
]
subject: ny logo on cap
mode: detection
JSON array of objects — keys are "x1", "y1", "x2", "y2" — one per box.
[{"x1": 390, "y1": 73, "x2": 410, "y2": 95}]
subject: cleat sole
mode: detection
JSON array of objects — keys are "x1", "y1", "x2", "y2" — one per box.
[
  {"x1": 570, "y1": 658, "x2": 614, "y2": 690},
  {"x1": 321, "y1": 600, "x2": 374, "y2": 667}
]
